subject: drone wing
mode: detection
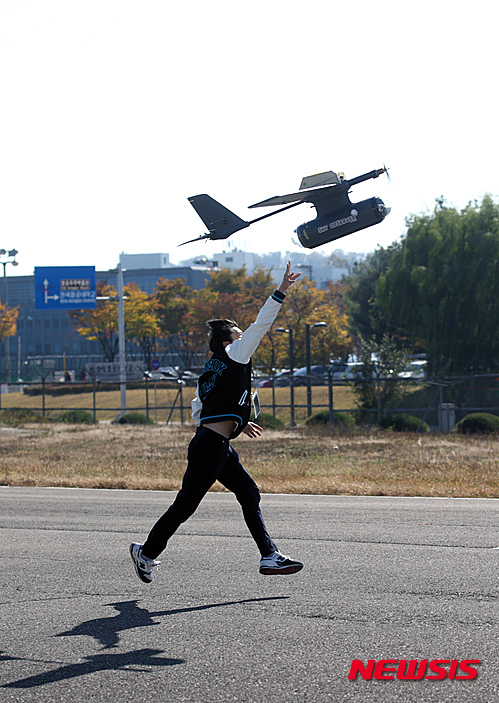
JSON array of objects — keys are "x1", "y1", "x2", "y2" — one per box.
[
  {"x1": 249, "y1": 183, "x2": 349, "y2": 216},
  {"x1": 249, "y1": 190, "x2": 314, "y2": 208}
]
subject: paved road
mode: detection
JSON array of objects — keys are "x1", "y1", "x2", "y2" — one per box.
[{"x1": 0, "y1": 486, "x2": 498, "y2": 702}]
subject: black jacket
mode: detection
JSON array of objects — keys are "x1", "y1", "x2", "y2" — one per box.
[{"x1": 192, "y1": 290, "x2": 285, "y2": 439}]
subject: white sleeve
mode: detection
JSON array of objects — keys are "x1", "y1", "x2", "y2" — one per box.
[{"x1": 225, "y1": 293, "x2": 284, "y2": 365}]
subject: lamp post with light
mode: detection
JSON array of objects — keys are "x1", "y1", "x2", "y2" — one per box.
[
  {"x1": 276, "y1": 326, "x2": 295, "y2": 427},
  {"x1": 0, "y1": 249, "x2": 19, "y2": 383},
  {"x1": 305, "y1": 321, "x2": 327, "y2": 417}
]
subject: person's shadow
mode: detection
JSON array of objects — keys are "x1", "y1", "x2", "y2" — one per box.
[
  {"x1": 57, "y1": 596, "x2": 289, "y2": 649},
  {"x1": 3, "y1": 648, "x2": 184, "y2": 688},
  {"x1": 2, "y1": 596, "x2": 289, "y2": 689}
]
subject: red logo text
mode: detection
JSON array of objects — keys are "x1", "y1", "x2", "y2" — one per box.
[{"x1": 348, "y1": 659, "x2": 480, "y2": 681}]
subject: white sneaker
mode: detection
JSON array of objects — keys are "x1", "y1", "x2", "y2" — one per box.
[
  {"x1": 259, "y1": 550, "x2": 303, "y2": 575},
  {"x1": 129, "y1": 543, "x2": 161, "y2": 584}
]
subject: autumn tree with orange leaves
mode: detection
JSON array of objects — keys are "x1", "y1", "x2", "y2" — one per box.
[
  {"x1": 72, "y1": 268, "x2": 353, "y2": 372},
  {"x1": 0, "y1": 301, "x2": 18, "y2": 341}
]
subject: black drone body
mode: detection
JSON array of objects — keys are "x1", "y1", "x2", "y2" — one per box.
[{"x1": 182, "y1": 167, "x2": 390, "y2": 249}]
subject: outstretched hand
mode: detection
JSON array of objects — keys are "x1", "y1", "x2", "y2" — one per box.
[
  {"x1": 242, "y1": 422, "x2": 263, "y2": 439},
  {"x1": 278, "y1": 261, "x2": 301, "y2": 294}
]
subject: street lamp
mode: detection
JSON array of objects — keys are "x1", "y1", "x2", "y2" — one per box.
[
  {"x1": 297, "y1": 263, "x2": 313, "y2": 281},
  {"x1": 276, "y1": 327, "x2": 295, "y2": 427},
  {"x1": 305, "y1": 321, "x2": 327, "y2": 417},
  {"x1": 0, "y1": 249, "x2": 19, "y2": 384},
  {"x1": 100, "y1": 257, "x2": 127, "y2": 417}
]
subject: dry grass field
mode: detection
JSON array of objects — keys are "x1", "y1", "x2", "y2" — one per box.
[{"x1": 1, "y1": 421, "x2": 498, "y2": 498}]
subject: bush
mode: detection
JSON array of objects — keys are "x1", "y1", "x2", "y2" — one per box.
[
  {"x1": 55, "y1": 409, "x2": 95, "y2": 424},
  {"x1": 115, "y1": 412, "x2": 152, "y2": 425},
  {"x1": 305, "y1": 410, "x2": 356, "y2": 428},
  {"x1": 256, "y1": 412, "x2": 284, "y2": 429},
  {"x1": 456, "y1": 412, "x2": 499, "y2": 435},
  {"x1": 0, "y1": 407, "x2": 41, "y2": 426},
  {"x1": 381, "y1": 413, "x2": 429, "y2": 432}
]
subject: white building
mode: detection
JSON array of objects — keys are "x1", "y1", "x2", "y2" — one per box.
[
  {"x1": 195, "y1": 249, "x2": 256, "y2": 271},
  {"x1": 128, "y1": 248, "x2": 356, "y2": 288},
  {"x1": 120, "y1": 252, "x2": 171, "y2": 269}
]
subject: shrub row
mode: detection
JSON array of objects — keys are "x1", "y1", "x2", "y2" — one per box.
[
  {"x1": 1, "y1": 406, "x2": 498, "y2": 433},
  {"x1": 455, "y1": 412, "x2": 499, "y2": 435}
]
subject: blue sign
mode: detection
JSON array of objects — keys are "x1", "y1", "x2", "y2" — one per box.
[
  {"x1": 34, "y1": 266, "x2": 97, "y2": 310},
  {"x1": 151, "y1": 358, "x2": 161, "y2": 370}
]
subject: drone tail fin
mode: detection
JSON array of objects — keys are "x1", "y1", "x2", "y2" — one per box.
[{"x1": 188, "y1": 194, "x2": 250, "y2": 240}]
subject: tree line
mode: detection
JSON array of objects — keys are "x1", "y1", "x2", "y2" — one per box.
[
  {"x1": 1, "y1": 196, "x2": 497, "y2": 377},
  {"x1": 344, "y1": 195, "x2": 499, "y2": 375},
  {"x1": 70, "y1": 268, "x2": 352, "y2": 372}
]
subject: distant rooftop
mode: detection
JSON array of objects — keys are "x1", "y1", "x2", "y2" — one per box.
[{"x1": 120, "y1": 253, "x2": 170, "y2": 269}]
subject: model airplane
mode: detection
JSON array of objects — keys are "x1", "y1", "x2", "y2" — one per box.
[{"x1": 180, "y1": 166, "x2": 391, "y2": 249}]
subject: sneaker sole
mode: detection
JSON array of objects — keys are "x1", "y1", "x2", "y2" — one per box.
[{"x1": 259, "y1": 563, "x2": 303, "y2": 575}]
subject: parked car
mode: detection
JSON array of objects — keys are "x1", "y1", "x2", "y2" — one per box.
[
  {"x1": 256, "y1": 370, "x2": 294, "y2": 388},
  {"x1": 256, "y1": 377, "x2": 275, "y2": 388},
  {"x1": 258, "y1": 366, "x2": 332, "y2": 388},
  {"x1": 143, "y1": 367, "x2": 199, "y2": 386},
  {"x1": 328, "y1": 362, "x2": 364, "y2": 380},
  {"x1": 398, "y1": 360, "x2": 427, "y2": 379},
  {"x1": 292, "y1": 365, "x2": 331, "y2": 386}
]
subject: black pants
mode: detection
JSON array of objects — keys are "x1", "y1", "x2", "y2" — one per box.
[{"x1": 142, "y1": 425, "x2": 277, "y2": 560}]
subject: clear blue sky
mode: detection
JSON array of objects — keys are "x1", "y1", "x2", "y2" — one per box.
[{"x1": 1, "y1": 0, "x2": 498, "y2": 276}]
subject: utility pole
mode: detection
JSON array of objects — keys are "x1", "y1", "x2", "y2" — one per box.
[{"x1": 117, "y1": 259, "x2": 126, "y2": 415}]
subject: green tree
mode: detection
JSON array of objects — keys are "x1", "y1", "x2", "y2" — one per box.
[
  {"x1": 342, "y1": 244, "x2": 401, "y2": 343},
  {"x1": 350, "y1": 334, "x2": 408, "y2": 416},
  {"x1": 377, "y1": 196, "x2": 499, "y2": 374}
]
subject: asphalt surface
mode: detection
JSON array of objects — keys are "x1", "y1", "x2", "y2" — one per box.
[{"x1": 0, "y1": 486, "x2": 498, "y2": 703}]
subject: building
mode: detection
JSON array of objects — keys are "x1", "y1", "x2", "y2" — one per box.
[
  {"x1": 3, "y1": 264, "x2": 212, "y2": 381},
  {"x1": 180, "y1": 248, "x2": 351, "y2": 288},
  {"x1": 119, "y1": 252, "x2": 171, "y2": 270},
  {"x1": 2, "y1": 248, "x2": 358, "y2": 380}
]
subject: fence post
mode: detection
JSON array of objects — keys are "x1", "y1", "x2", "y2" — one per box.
[
  {"x1": 271, "y1": 371, "x2": 276, "y2": 419},
  {"x1": 179, "y1": 381, "x2": 184, "y2": 425},
  {"x1": 92, "y1": 379, "x2": 97, "y2": 424},
  {"x1": 438, "y1": 403, "x2": 456, "y2": 433},
  {"x1": 376, "y1": 367, "x2": 381, "y2": 428},
  {"x1": 154, "y1": 381, "x2": 158, "y2": 424}
]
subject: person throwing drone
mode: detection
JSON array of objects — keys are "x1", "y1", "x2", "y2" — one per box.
[{"x1": 130, "y1": 261, "x2": 304, "y2": 583}]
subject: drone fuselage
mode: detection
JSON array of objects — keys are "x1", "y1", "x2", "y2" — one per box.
[{"x1": 295, "y1": 196, "x2": 389, "y2": 249}]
